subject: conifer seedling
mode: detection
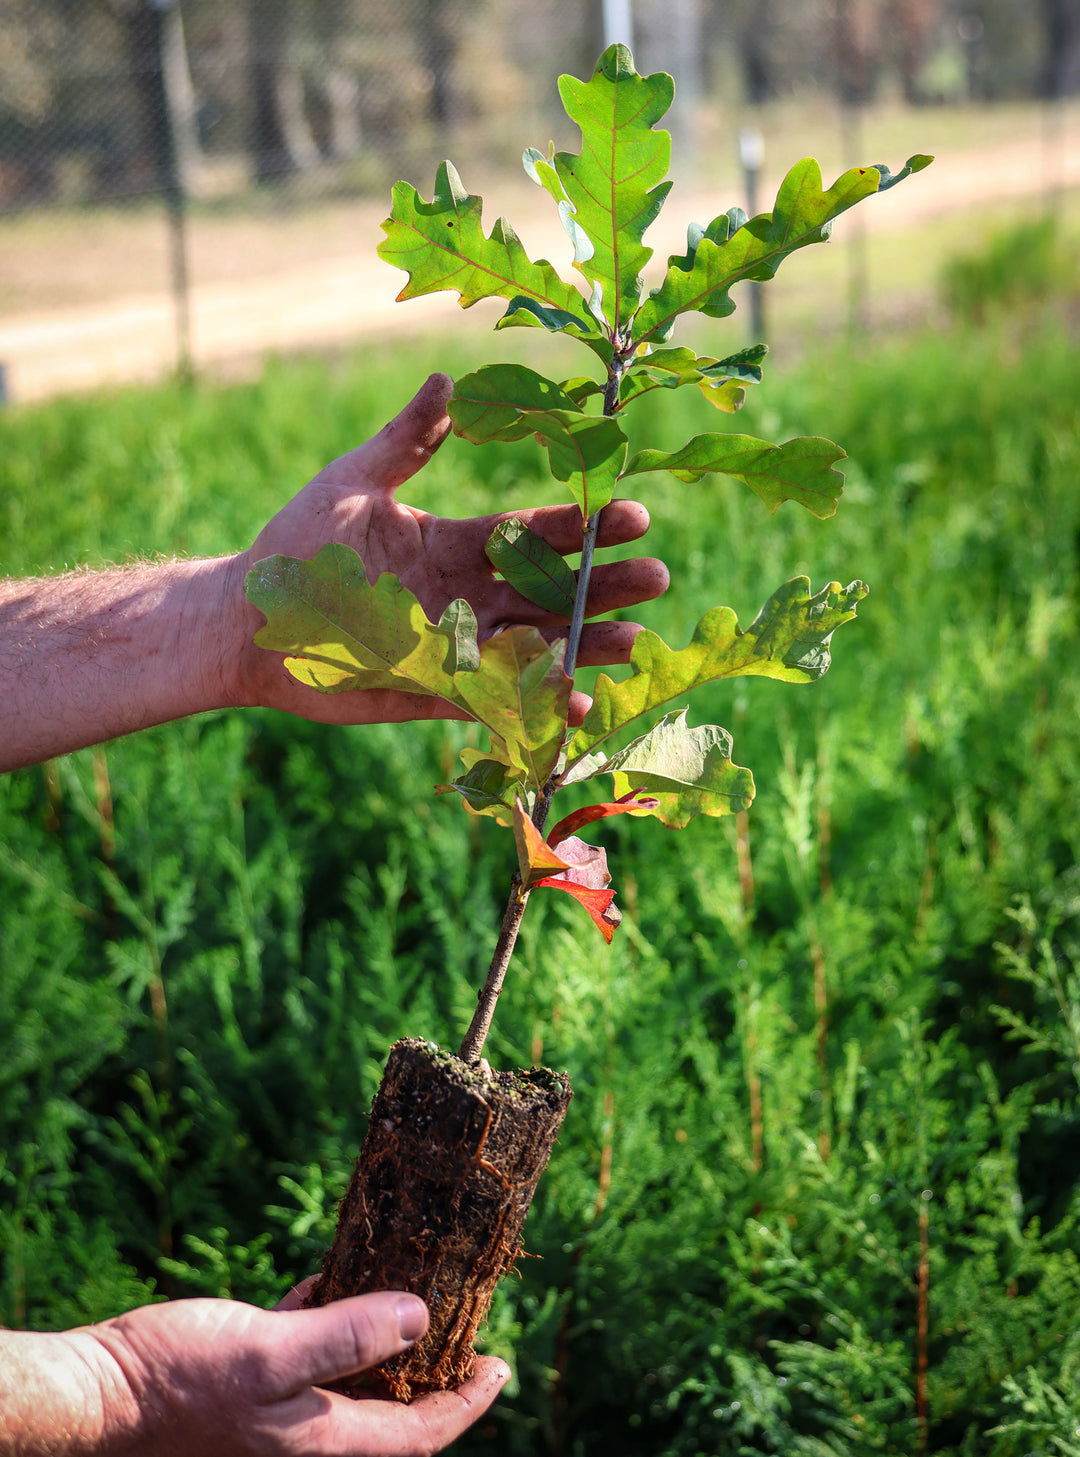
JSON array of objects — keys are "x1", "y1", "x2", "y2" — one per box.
[{"x1": 245, "y1": 45, "x2": 930, "y2": 1398}]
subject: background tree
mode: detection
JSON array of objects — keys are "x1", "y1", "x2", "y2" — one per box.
[
  {"x1": 246, "y1": 0, "x2": 319, "y2": 184},
  {"x1": 1038, "y1": 0, "x2": 1080, "y2": 97}
]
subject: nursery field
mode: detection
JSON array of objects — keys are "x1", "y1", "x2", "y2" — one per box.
[{"x1": 2, "y1": 293, "x2": 1080, "y2": 1452}]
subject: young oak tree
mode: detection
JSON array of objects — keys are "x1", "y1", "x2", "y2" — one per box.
[{"x1": 245, "y1": 45, "x2": 930, "y2": 1399}]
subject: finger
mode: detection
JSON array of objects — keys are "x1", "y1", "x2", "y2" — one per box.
[
  {"x1": 316, "y1": 373, "x2": 454, "y2": 496},
  {"x1": 572, "y1": 618, "x2": 644, "y2": 666},
  {"x1": 583, "y1": 557, "x2": 669, "y2": 617},
  {"x1": 274, "y1": 1274, "x2": 319, "y2": 1311},
  {"x1": 564, "y1": 623, "x2": 643, "y2": 727},
  {"x1": 262, "y1": 1291, "x2": 429, "y2": 1396},
  {"x1": 568, "y1": 688, "x2": 592, "y2": 726},
  {"x1": 307, "y1": 1356, "x2": 512, "y2": 1457},
  {"x1": 482, "y1": 557, "x2": 669, "y2": 628},
  {"x1": 492, "y1": 497, "x2": 653, "y2": 555}
]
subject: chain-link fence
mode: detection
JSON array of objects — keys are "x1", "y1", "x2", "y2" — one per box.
[
  {"x1": 1, "y1": 0, "x2": 606, "y2": 213},
  {"x1": 1, "y1": 0, "x2": 1077, "y2": 400},
  {"x1": 8, "y1": 0, "x2": 1076, "y2": 214}
]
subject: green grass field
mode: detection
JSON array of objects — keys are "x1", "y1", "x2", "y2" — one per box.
[{"x1": 2, "y1": 278, "x2": 1079, "y2": 1452}]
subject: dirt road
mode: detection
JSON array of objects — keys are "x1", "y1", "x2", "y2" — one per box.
[{"x1": 1, "y1": 124, "x2": 1076, "y2": 405}]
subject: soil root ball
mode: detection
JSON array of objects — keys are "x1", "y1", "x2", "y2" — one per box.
[{"x1": 302, "y1": 1037, "x2": 572, "y2": 1400}]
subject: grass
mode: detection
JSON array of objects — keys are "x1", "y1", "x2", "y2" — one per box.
[{"x1": 2, "y1": 283, "x2": 1079, "y2": 1453}]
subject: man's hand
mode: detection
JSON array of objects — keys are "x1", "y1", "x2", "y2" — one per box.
[
  {"x1": 2, "y1": 1290, "x2": 509, "y2": 1456},
  {"x1": 221, "y1": 372, "x2": 668, "y2": 726},
  {"x1": 0, "y1": 373, "x2": 667, "y2": 771}
]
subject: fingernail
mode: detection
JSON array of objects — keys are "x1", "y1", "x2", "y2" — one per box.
[{"x1": 396, "y1": 1295, "x2": 428, "y2": 1343}]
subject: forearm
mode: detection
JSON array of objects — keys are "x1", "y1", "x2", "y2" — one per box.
[
  {"x1": 0, "y1": 1330, "x2": 136, "y2": 1456},
  {"x1": 0, "y1": 557, "x2": 246, "y2": 773}
]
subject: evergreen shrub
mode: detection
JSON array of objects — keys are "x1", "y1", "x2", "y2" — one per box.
[{"x1": 1, "y1": 312, "x2": 1078, "y2": 1453}]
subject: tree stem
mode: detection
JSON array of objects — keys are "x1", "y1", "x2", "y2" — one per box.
[
  {"x1": 458, "y1": 351, "x2": 627, "y2": 1065},
  {"x1": 563, "y1": 510, "x2": 602, "y2": 678},
  {"x1": 459, "y1": 877, "x2": 530, "y2": 1063}
]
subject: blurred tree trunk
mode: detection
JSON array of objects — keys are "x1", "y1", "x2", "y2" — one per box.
[
  {"x1": 247, "y1": 0, "x2": 320, "y2": 183},
  {"x1": 326, "y1": 68, "x2": 362, "y2": 160},
  {"x1": 1039, "y1": 0, "x2": 1080, "y2": 96},
  {"x1": 310, "y1": 0, "x2": 362, "y2": 162},
  {"x1": 834, "y1": 0, "x2": 879, "y2": 105},
  {"x1": 887, "y1": 0, "x2": 941, "y2": 102},
  {"x1": 740, "y1": 0, "x2": 777, "y2": 102},
  {"x1": 419, "y1": 0, "x2": 459, "y2": 127}
]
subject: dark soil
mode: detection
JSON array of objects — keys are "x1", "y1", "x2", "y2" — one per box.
[{"x1": 302, "y1": 1037, "x2": 572, "y2": 1400}]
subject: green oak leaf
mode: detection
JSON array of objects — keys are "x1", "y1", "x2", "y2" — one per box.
[
  {"x1": 667, "y1": 209, "x2": 748, "y2": 274},
  {"x1": 603, "y1": 710, "x2": 755, "y2": 827},
  {"x1": 485, "y1": 517, "x2": 577, "y2": 617},
  {"x1": 435, "y1": 757, "x2": 523, "y2": 828},
  {"x1": 377, "y1": 159, "x2": 603, "y2": 349},
  {"x1": 453, "y1": 626, "x2": 571, "y2": 790},
  {"x1": 449, "y1": 364, "x2": 628, "y2": 519},
  {"x1": 438, "y1": 598, "x2": 483, "y2": 674},
  {"x1": 558, "y1": 375, "x2": 605, "y2": 408},
  {"x1": 245, "y1": 544, "x2": 477, "y2": 702},
  {"x1": 495, "y1": 298, "x2": 614, "y2": 363},
  {"x1": 567, "y1": 577, "x2": 868, "y2": 763},
  {"x1": 522, "y1": 145, "x2": 594, "y2": 266},
  {"x1": 457, "y1": 743, "x2": 514, "y2": 775},
  {"x1": 621, "y1": 432, "x2": 846, "y2": 518},
  {"x1": 633, "y1": 156, "x2": 928, "y2": 342},
  {"x1": 248, "y1": 549, "x2": 570, "y2": 790},
  {"x1": 551, "y1": 43, "x2": 674, "y2": 328},
  {"x1": 871, "y1": 154, "x2": 934, "y2": 191},
  {"x1": 618, "y1": 344, "x2": 767, "y2": 413}
]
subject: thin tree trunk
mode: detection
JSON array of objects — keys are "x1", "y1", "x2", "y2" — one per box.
[
  {"x1": 248, "y1": 0, "x2": 319, "y2": 182},
  {"x1": 419, "y1": 0, "x2": 459, "y2": 128},
  {"x1": 1039, "y1": 0, "x2": 1080, "y2": 98},
  {"x1": 326, "y1": 67, "x2": 362, "y2": 160}
]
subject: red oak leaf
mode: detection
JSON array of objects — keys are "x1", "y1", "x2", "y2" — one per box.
[
  {"x1": 534, "y1": 833, "x2": 622, "y2": 942},
  {"x1": 533, "y1": 877, "x2": 621, "y2": 943},
  {"x1": 546, "y1": 793, "x2": 660, "y2": 846}
]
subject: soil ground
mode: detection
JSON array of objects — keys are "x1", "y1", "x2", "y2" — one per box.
[{"x1": 0, "y1": 100, "x2": 1076, "y2": 404}]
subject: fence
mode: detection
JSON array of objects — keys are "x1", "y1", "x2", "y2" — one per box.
[{"x1": 0, "y1": 0, "x2": 1077, "y2": 400}]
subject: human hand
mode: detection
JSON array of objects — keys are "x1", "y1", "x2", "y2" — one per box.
[
  {"x1": 13, "y1": 1289, "x2": 508, "y2": 1456},
  {"x1": 222, "y1": 372, "x2": 669, "y2": 726}
]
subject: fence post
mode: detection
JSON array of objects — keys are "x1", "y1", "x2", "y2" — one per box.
[
  {"x1": 739, "y1": 127, "x2": 766, "y2": 342},
  {"x1": 601, "y1": 0, "x2": 634, "y2": 49},
  {"x1": 146, "y1": 0, "x2": 193, "y2": 381}
]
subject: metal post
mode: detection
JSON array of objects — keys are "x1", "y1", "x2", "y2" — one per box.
[
  {"x1": 602, "y1": 0, "x2": 634, "y2": 50},
  {"x1": 835, "y1": 0, "x2": 868, "y2": 336},
  {"x1": 739, "y1": 126, "x2": 765, "y2": 342},
  {"x1": 840, "y1": 102, "x2": 868, "y2": 336}
]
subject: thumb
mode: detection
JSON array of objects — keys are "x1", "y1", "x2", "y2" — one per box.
[
  {"x1": 263, "y1": 1291, "x2": 429, "y2": 1395},
  {"x1": 318, "y1": 373, "x2": 454, "y2": 497}
]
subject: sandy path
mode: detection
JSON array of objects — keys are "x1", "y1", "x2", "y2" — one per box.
[{"x1": 0, "y1": 130, "x2": 1076, "y2": 404}]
